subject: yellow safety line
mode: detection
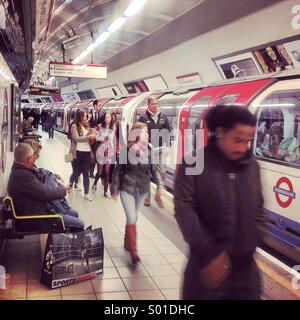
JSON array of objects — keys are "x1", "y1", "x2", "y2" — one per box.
[{"x1": 255, "y1": 259, "x2": 300, "y2": 299}]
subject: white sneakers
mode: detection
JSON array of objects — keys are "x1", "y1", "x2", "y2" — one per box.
[{"x1": 84, "y1": 194, "x2": 92, "y2": 201}]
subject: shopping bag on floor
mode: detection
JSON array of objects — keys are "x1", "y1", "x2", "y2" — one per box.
[{"x1": 40, "y1": 228, "x2": 104, "y2": 289}]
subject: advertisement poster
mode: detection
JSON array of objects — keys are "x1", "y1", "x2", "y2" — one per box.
[
  {"x1": 41, "y1": 228, "x2": 104, "y2": 289},
  {"x1": 214, "y1": 52, "x2": 262, "y2": 79},
  {"x1": 254, "y1": 45, "x2": 294, "y2": 73}
]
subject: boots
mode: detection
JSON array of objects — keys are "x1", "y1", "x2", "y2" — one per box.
[
  {"x1": 125, "y1": 224, "x2": 140, "y2": 265},
  {"x1": 124, "y1": 228, "x2": 129, "y2": 251}
]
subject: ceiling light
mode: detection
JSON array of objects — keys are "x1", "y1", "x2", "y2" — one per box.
[
  {"x1": 108, "y1": 16, "x2": 127, "y2": 32},
  {"x1": 124, "y1": 0, "x2": 147, "y2": 17},
  {"x1": 96, "y1": 31, "x2": 110, "y2": 44}
]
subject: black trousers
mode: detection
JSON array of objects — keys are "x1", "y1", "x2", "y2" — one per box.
[
  {"x1": 73, "y1": 151, "x2": 91, "y2": 194},
  {"x1": 182, "y1": 256, "x2": 261, "y2": 300}
]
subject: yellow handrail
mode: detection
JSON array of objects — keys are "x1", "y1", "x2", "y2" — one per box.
[{"x1": 3, "y1": 195, "x2": 66, "y2": 230}]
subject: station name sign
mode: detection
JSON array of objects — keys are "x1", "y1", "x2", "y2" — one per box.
[
  {"x1": 49, "y1": 62, "x2": 108, "y2": 79},
  {"x1": 28, "y1": 85, "x2": 61, "y2": 96}
]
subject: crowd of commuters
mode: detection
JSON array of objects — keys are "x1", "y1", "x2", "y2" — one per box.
[{"x1": 12, "y1": 98, "x2": 266, "y2": 299}]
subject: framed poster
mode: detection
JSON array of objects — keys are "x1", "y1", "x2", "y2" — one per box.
[
  {"x1": 281, "y1": 39, "x2": 300, "y2": 69},
  {"x1": 124, "y1": 80, "x2": 149, "y2": 94},
  {"x1": 214, "y1": 52, "x2": 262, "y2": 79},
  {"x1": 253, "y1": 45, "x2": 294, "y2": 73}
]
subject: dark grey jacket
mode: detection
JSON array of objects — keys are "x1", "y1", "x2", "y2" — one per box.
[
  {"x1": 111, "y1": 147, "x2": 163, "y2": 196},
  {"x1": 7, "y1": 163, "x2": 67, "y2": 216},
  {"x1": 23, "y1": 120, "x2": 33, "y2": 136},
  {"x1": 138, "y1": 110, "x2": 172, "y2": 148},
  {"x1": 174, "y1": 143, "x2": 266, "y2": 299},
  {"x1": 175, "y1": 143, "x2": 265, "y2": 266}
]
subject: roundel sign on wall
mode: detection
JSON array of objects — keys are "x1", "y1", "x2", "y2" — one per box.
[{"x1": 273, "y1": 177, "x2": 296, "y2": 208}]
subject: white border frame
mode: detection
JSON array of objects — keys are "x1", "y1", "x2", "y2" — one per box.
[{"x1": 214, "y1": 52, "x2": 262, "y2": 79}]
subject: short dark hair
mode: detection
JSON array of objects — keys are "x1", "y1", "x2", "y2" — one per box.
[
  {"x1": 205, "y1": 105, "x2": 256, "y2": 133},
  {"x1": 93, "y1": 99, "x2": 99, "y2": 106}
]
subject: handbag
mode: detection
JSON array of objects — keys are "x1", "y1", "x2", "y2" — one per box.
[
  {"x1": 41, "y1": 228, "x2": 104, "y2": 289},
  {"x1": 64, "y1": 152, "x2": 73, "y2": 162}
]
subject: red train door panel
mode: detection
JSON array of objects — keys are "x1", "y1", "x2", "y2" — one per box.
[{"x1": 178, "y1": 79, "x2": 275, "y2": 168}]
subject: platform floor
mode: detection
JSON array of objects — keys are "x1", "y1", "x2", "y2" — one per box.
[{"x1": 0, "y1": 129, "x2": 299, "y2": 300}]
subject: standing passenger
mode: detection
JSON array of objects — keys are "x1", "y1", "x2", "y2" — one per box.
[
  {"x1": 111, "y1": 123, "x2": 163, "y2": 265},
  {"x1": 92, "y1": 112, "x2": 116, "y2": 197},
  {"x1": 70, "y1": 110, "x2": 96, "y2": 201},
  {"x1": 89, "y1": 99, "x2": 104, "y2": 178},
  {"x1": 174, "y1": 105, "x2": 266, "y2": 300},
  {"x1": 138, "y1": 96, "x2": 171, "y2": 207},
  {"x1": 45, "y1": 108, "x2": 56, "y2": 139}
]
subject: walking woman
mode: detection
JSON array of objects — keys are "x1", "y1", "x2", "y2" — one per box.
[
  {"x1": 92, "y1": 112, "x2": 116, "y2": 197},
  {"x1": 111, "y1": 122, "x2": 163, "y2": 265},
  {"x1": 70, "y1": 110, "x2": 96, "y2": 200}
]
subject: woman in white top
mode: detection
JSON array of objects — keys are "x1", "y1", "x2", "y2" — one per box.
[
  {"x1": 70, "y1": 110, "x2": 96, "y2": 200},
  {"x1": 92, "y1": 112, "x2": 116, "y2": 197}
]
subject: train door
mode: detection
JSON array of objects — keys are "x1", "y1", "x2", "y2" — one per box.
[
  {"x1": 179, "y1": 79, "x2": 275, "y2": 158},
  {"x1": 121, "y1": 93, "x2": 149, "y2": 140},
  {"x1": 155, "y1": 92, "x2": 197, "y2": 186},
  {"x1": 178, "y1": 86, "x2": 227, "y2": 160},
  {"x1": 101, "y1": 96, "x2": 135, "y2": 145},
  {"x1": 249, "y1": 79, "x2": 300, "y2": 257}
]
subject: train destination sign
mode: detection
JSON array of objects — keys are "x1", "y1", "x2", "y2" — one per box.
[
  {"x1": 28, "y1": 85, "x2": 61, "y2": 96},
  {"x1": 49, "y1": 62, "x2": 108, "y2": 79}
]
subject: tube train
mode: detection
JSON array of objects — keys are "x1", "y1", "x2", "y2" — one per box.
[{"x1": 18, "y1": 69, "x2": 300, "y2": 262}]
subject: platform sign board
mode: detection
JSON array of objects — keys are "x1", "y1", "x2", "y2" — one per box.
[
  {"x1": 177, "y1": 72, "x2": 202, "y2": 87},
  {"x1": 49, "y1": 62, "x2": 107, "y2": 79}
]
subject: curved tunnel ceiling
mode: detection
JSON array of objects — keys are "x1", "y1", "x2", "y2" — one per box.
[
  {"x1": 33, "y1": 0, "x2": 205, "y2": 85},
  {"x1": 32, "y1": 0, "x2": 286, "y2": 87}
]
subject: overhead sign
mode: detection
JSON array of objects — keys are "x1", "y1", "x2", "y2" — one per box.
[
  {"x1": 28, "y1": 85, "x2": 61, "y2": 96},
  {"x1": 49, "y1": 62, "x2": 108, "y2": 79},
  {"x1": 176, "y1": 72, "x2": 202, "y2": 87}
]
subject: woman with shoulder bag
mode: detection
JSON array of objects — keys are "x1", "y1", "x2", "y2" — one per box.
[
  {"x1": 70, "y1": 110, "x2": 96, "y2": 200},
  {"x1": 111, "y1": 122, "x2": 163, "y2": 265}
]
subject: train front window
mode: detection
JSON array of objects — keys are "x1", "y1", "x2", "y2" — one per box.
[
  {"x1": 254, "y1": 90, "x2": 300, "y2": 165},
  {"x1": 214, "y1": 94, "x2": 240, "y2": 106},
  {"x1": 158, "y1": 98, "x2": 187, "y2": 133},
  {"x1": 187, "y1": 96, "x2": 211, "y2": 151}
]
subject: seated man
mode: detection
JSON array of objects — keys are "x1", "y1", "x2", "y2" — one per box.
[
  {"x1": 23, "y1": 117, "x2": 42, "y2": 140},
  {"x1": 7, "y1": 143, "x2": 84, "y2": 231}
]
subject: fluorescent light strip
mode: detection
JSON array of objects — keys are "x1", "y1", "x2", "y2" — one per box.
[
  {"x1": 124, "y1": 0, "x2": 147, "y2": 17},
  {"x1": 72, "y1": 0, "x2": 147, "y2": 64},
  {"x1": 107, "y1": 16, "x2": 127, "y2": 32},
  {"x1": 259, "y1": 103, "x2": 296, "y2": 107}
]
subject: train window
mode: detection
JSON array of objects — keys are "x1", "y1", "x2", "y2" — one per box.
[
  {"x1": 254, "y1": 90, "x2": 300, "y2": 166},
  {"x1": 214, "y1": 94, "x2": 240, "y2": 106},
  {"x1": 134, "y1": 99, "x2": 148, "y2": 122},
  {"x1": 102, "y1": 101, "x2": 124, "y2": 121},
  {"x1": 187, "y1": 96, "x2": 211, "y2": 151},
  {"x1": 158, "y1": 98, "x2": 187, "y2": 131}
]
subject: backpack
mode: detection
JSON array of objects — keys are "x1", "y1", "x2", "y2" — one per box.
[{"x1": 37, "y1": 168, "x2": 71, "y2": 215}]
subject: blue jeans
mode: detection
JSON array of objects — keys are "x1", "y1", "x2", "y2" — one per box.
[
  {"x1": 60, "y1": 209, "x2": 85, "y2": 231},
  {"x1": 120, "y1": 191, "x2": 147, "y2": 224},
  {"x1": 48, "y1": 126, "x2": 54, "y2": 139}
]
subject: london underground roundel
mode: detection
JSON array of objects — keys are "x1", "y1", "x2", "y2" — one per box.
[{"x1": 273, "y1": 177, "x2": 296, "y2": 208}]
